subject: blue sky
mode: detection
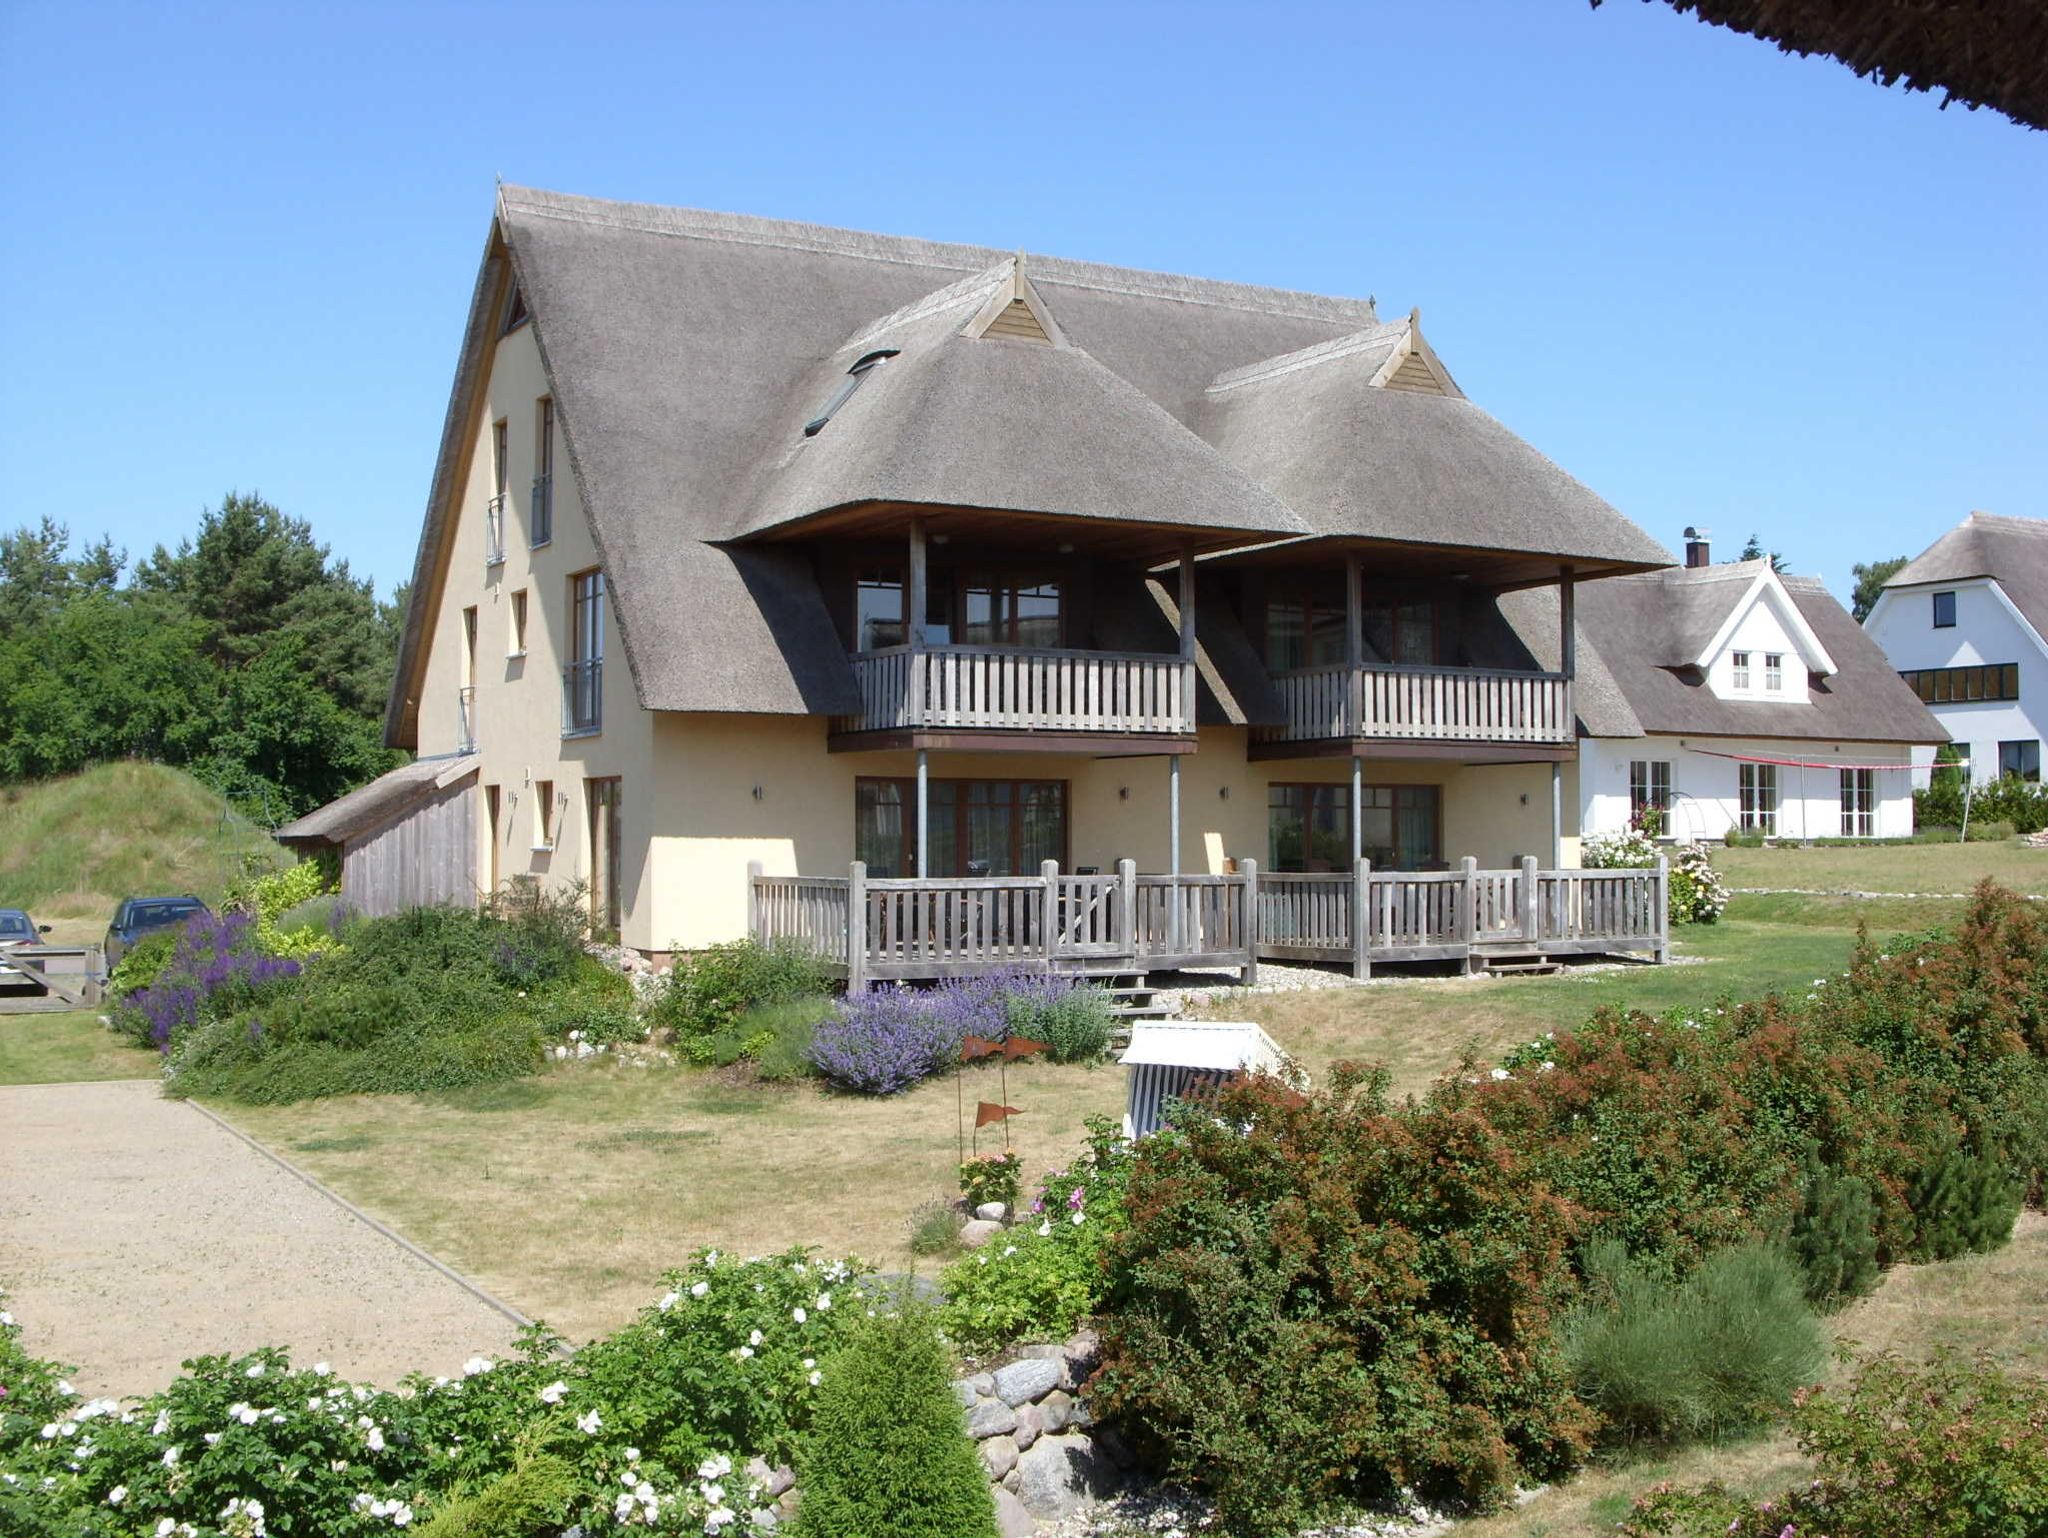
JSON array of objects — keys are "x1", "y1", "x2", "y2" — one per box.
[{"x1": 2, "y1": 1, "x2": 2041, "y2": 604}]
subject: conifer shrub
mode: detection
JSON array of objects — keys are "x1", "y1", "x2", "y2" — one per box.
[
  {"x1": 1563, "y1": 1241, "x2": 1826, "y2": 1447},
  {"x1": 791, "y1": 1304, "x2": 996, "y2": 1538},
  {"x1": 415, "y1": 1454, "x2": 578, "y2": 1538},
  {"x1": 1907, "y1": 1144, "x2": 2025, "y2": 1261},
  {"x1": 1787, "y1": 1148, "x2": 1880, "y2": 1308}
]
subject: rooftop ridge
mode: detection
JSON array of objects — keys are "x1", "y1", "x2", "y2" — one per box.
[
  {"x1": 499, "y1": 185, "x2": 1379, "y2": 327},
  {"x1": 839, "y1": 260, "x2": 1014, "y2": 352},
  {"x1": 1204, "y1": 319, "x2": 1411, "y2": 394}
]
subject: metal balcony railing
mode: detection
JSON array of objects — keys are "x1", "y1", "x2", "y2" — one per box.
[
  {"x1": 484, "y1": 494, "x2": 506, "y2": 566},
  {"x1": 562, "y1": 659, "x2": 602, "y2": 736},
  {"x1": 457, "y1": 685, "x2": 477, "y2": 753},
  {"x1": 530, "y1": 473, "x2": 553, "y2": 547}
]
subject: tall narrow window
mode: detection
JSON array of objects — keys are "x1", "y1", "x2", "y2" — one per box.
[
  {"x1": 1839, "y1": 769, "x2": 1875, "y2": 838},
  {"x1": 1629, "y1": 760, "x2": 1672, "y2": 832},
  {"x1": 534, "y1": 779, "x2": 556, "y2": 849},
  {"x1": 1932, "y1": 591, "x2": 1956, "y2": 628},
  {"x1": 564, "y1": 569, "x2": 604, "y2": 736},
  {"x1": 484, "y1": 784, "x2": 502, "y2": 893},
  {"x1": 487, "y1": 419, "x2": 509, "y2": 565},
  {"x1": 509, "y1": 589, "x2": 528, "y2": 656},
  {"x1": 1764, "y1": 653, "x2": 1784, "y2": 692},
  {"x1": 1731, "y1": 651, "x2": 1751, "y2": 690},
  {"x1": 459, "y1": 607, "x2": 478, "y2": 752},
  {"x1": 1739, "y1": 762, "x2": 1778, "y2": 834},
  {"x1": 531, "y1": 397, "x2": 554, "y2": 547}
]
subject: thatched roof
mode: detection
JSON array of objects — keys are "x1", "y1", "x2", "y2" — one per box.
[
  {"x1": 1884, "y1": 510, "x2": 2048, "y2": 639},
  {"x1": 386, "y1": 188, "x2": 1676, "y2": 741},
  {"x1": 1605, "y1": 1, "x2": 2048, "y2": 131},
  {"x1": 274, "y1": 757, "x2": 476, "y2": 845}
]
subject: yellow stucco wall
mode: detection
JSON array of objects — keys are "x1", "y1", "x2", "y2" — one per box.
[{"x1": 415, "y1": 322, "x2": 658, "y2": 947}]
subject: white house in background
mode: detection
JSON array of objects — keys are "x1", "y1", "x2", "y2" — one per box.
[
  {"x1": 1563, "y1": 532, "x2": 1945, "y2": 842},
  {"x1": 1865, "y1": 511, "x2": 2047, "y2": 785}
]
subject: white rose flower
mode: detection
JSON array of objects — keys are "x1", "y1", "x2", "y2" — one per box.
[
  {"x1": 690, "y1": 1281, "x2": 710, "y2": 1298},
  {"x1": 107, "y1": 1484, "x2": 128, "y2": 1504},
  {"x1": 538, "y1": 1380, "x2": 569, "y2": 1404},
  {"x1": 577, "y1": 1409, "x2": 602, "y2": 1434},
  {"x1": 792, "y1": 1306, "x2": 807, "y2": 1324}
]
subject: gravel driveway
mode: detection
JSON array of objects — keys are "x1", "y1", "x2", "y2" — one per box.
[{"x1": 0, "y1": 1080, "x2": 524, "y2": 1395}]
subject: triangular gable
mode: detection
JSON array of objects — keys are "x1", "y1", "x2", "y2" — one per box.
[
  {"x1": 1692, "y1": 566, "x2": 1838, "y2": 677},
  {"x1": 1368, "y1": 309, "x2": 1460, "y2": 397},
  {"x1": 961, "y1": 259, "x2": 1065, "y2": 346}
]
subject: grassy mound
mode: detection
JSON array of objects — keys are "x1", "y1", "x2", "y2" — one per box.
[{"x1": 0, "y1": 761, "x2": 288, "y2": 932}]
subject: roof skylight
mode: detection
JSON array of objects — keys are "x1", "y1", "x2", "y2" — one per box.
[{"x1": 803, "y1": 349, "x2": 897, "y2": 436}]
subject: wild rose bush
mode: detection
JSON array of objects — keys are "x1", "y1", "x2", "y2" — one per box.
[
  {"x1": 0, "y1": 1253, "x2": 871, "y2": 1536},
  {"x1": 1666, "y1": 842, "x2": 1727, "y2": 924},
  {"x1": 941, "y1": 1116, "x2": 1133, "y2": 1350}
]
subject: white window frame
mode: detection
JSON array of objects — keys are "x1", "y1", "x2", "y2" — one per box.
[
  {"x1": 1839, "y1": 768, "x2": 1875, "y2": 838},
  {"x1": 1731, "y1": 650, "x2": 1751, "y2": 691},
  {"x1": 1739, "y1": 762, "x2": 1778, "y2": 835},
  {"x1": 1764, "y1": 653, "x2": 1784, "y2": 692}
]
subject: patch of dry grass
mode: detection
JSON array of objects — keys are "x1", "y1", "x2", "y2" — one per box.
[{"x1": 209, "y1": 1055, "x2": 1127, "y2": 1343}]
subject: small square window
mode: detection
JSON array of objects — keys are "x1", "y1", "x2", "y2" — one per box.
[
  {"x1": 1999, "y1": 740, "x2": 2041, "y2": 782},
  {"x1": 1932, "y1": 591, "x2": 1956, "y2": 628}
]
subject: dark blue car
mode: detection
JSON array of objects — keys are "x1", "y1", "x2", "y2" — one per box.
[{"x1": 103, "y1": 895, "x2": 210, "y2": 971}]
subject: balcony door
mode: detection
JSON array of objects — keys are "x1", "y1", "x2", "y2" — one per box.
[
  {"x1": 855, "y1": 776, "x2": 1066, "y2": 876},
  {"x1": 852, "y1": 568, "x2": 1063, "y2": 651}
]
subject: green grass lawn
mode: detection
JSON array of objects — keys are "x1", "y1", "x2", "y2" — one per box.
[
  {"x1": 0, "y1": 1009, "x2": 161, "y2": 1085},
  {"x1": 1713, "y1": 837, "x2": 2048, "y2": 896},
  {"x1": 0, "y1": 761, "x2": 287, "y2": 943}
]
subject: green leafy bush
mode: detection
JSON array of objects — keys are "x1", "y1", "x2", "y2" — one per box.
[
  {"x1": 1915, "y1": 768, "x2": 2048, "y2": 835},
  {"x1": 792, "y1": 1304, "x2": 996, "y2": 1538},
  {"x1": 942, "y1": 1118, "x2": 1131, "y2": 1351},
  {"x1": 1092, "y1": 1070, "x2": 1590, "y2": 1533},
  {"x1": 686, "y1": 994, "x2": 834, "y2": 1073},
  {"x1": 1005, "y1": 980, "x2": 1117, "y2": 1063},
  {"x1": 1624, "y1": 1353, "x2": 2048, "y2": 1538},
  {"x1": 227, "y1": 859, "x2": 340, "y2": 958},
  {"x1": 414, "y1": 1453, "x2": 578, "y2": 1537},
  {"x1": 1788, "y1": 1148, "x2": 1880, "y2": 1308},
  {"x1": 1564, "y1": 1240, "x2": 1825, "y2": 1446},
  {"x1": 959, "y1": 1150, "x2": 1021, "y2": 1211},
  {"x1": 104, "y1": 927, "x2": 177, "y2": 1000},
  {"x1": 651, "y1": 939, "x2": 834, "y2": 1043}
]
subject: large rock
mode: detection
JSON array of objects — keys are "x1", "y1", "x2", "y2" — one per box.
[
  {"x1": 992, "y1": 1487, "x2": 1036, "y2": 1538},
  {"x1": 974, "y1": 1201, "x2": 1009, "y2": 1223},
  {"x1": 950, "y1": 1380, "x2": 980, "y2": 1410},
  {"x1": 968, "y1": 1372, "x2": 996, "y2": 1397},
  {"x1": 1012, "y1": 1402, "x2": 1043, "y2": 1452},
  {"x1": 967, "y1": 1399, "x2": 1018, "y2": 1440},
  {"x1": 1064, "y1": 1328, "x2": 1102, "y2": 1389},
  {"x1": 993, "y1": 1357, "x2": 1061, "y2": 1406},
  {"x1": 1011, "y1": 1342, "x2": 1067, "y2": 1361},
  {"x1": 979, "y1": 1434, "x2": 1019, "y2": 1481},
  {"x1": 745, "y1": 1456, "x2": 796, "y2": 1498},
  {"x1": 1037, "y1": 1389, "x2": 1075, "y2": 1434},
  {"x1": 959, "y1": 1219, "x2": 1004, "y2": 1250},
  {"x1": 1014, "y1": 1432, "x2": 1121, "y2": 1519}
]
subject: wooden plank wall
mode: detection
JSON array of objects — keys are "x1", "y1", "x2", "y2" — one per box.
[{"x1": 341, "y1": 776, "x2": 477, "y2": 916}]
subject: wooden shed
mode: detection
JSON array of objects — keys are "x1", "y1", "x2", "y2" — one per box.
[
  {"x1": 1119, "y1": 1020, "x2": 1293, "y2": 1139},
  {"x1": 274, "y1": 757, "x2": 478, "y2": 917}
]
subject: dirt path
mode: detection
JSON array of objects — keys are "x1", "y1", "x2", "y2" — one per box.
[{"x1": 0, "y1": 1080, "x2": 525, "y2": 1395}]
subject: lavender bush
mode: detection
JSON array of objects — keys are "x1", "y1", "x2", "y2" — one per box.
[
  {"x1": 808, "y1": 969, "x2": 1115, "y2": 1093},
  {"x1": 111, "y1": 910, "x2": 301, "y2": 1053}
]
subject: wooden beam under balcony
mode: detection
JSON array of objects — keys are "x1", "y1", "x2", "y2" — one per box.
[
  {"x1": 1248, "y1": 737, "x2": 1575, "y2": 764},
  {"x1": 829, "y1": 727, "x2": 1198, "y2": 756}
]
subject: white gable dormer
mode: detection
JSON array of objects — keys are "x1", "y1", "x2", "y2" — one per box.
[{"x1": 1696, "y1": 567, "x2": 1837, "y2": 702}]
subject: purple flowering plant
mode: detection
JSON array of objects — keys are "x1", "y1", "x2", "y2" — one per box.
[
  {"x1": 112, "y1": 911, "x2": 301, "y2": 1053},
  {"x1": 807, "y1": 968, "x2": 1111, "y2": 1094}
]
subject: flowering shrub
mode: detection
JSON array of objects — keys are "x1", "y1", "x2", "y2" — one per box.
[
  {"x1": 109, "y1": 911, "x2": 302, "y2": 1053},
  {"x1": 1624, "y1": 1353, "x2": 2048, "y2": 1538},
  {"x1": 0, "y1": 1253, "x2": 872, "y2": 1535},
  {"x1": 807, "y1": 986, "x2": 964, "y2": 1094},
  {"x1": 958, "y1": 1151, "x2": 1021, "y2": 1212},
  {"x1": 1581, "y1": 827, "x2": 1660, "y2": 869},
  {"x1": 942, "y1": 1117, "x2": 1132, "y2": 1351},
  {"x1": 225, "y1": 861, "x2": 341, "y2": 960},
  {"x1": 1665, "y1": 842, "x2": 1727, "y2": 924}
]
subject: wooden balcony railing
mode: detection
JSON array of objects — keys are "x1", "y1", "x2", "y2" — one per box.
[
  {"x1": 1257, "y1": 662, "x2": 1574, "y2": 746},
  {"x1": 835, "y1": 646, "x2": 1194, "y2": 736}
]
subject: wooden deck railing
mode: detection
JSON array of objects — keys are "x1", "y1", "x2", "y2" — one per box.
[
  {"x1": 834, "y1": 646, "x2": 1194, "y2": 736},
  {"x1": 1258, "y1": 662, "x2": 1574, "y2": 745},
  {"x1": 748, "y1": 855, "x2": 1667, "y2": 988}
]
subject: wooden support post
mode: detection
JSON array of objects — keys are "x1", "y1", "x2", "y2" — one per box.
[
  {"x1": 746, "y1": 859, "x2": 764, "y2": 943},
  {"x1": 1117, "y1": 858, "x2": 1137, "y2": 965},
  {"x1": 1520, "y1": 854, "x2": 1539, "y2": 945},
  {"x1": 916, "y1": 747, "x2": 929, "y2": 879},
  {"x1": 1239, "y1": 856, "x2": 1258, "y2": 987},
  {"x1": 1345, "y1": 550, "x2": 1364, "y2": 737},
  {"x1": 1654, "y1": 855, "x2": 1670, "y2": 964},
  {"x1": 908, "y1": 517, "x2": 928, "y2": 725},
  {"x1": 1559, "y1": 565, "x2": 1576, "y2": 680},
  {"x1": 1461, "y1": 855, "x2": 1481, "y2": 975},
  {"x1": 1352, "y1": 856, "x2": 1372, "y2": 981},
  {"x1": 1040, "y1": 859, "x2": 1061, "y2": 968},
  {"x1": 846, "y1": 860, "x2": 868, "y2": 995},
  {"x1": 1167, "y1": 754, "x2": 1183, "y2": 953},
  {"x1": 1551, "y1": 760, "x2": 1563, "y2": 869},
  {"x1": 1350, "y1": 752, "x2": 1363, "y2": 867},
  {"x1": 1177, "y1": 546, "x2": 1197, "y2": 733}
]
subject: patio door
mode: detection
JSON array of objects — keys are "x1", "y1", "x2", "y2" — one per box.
[{"x1": 854, "y1": 776, "x2": 1066, "y2": 877}]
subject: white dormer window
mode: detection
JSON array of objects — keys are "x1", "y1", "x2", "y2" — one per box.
[
  {"x1": 1731, "y1": 651, "x2": 1751, "y2": 690},
  {"x1": 1764, "y1": 653, "x2": 1783, "y2": 692}
]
